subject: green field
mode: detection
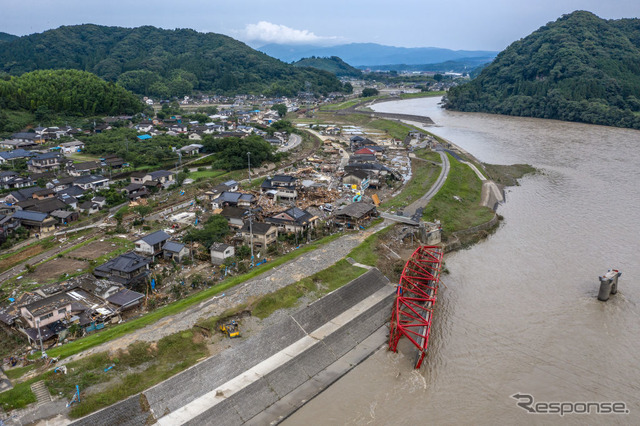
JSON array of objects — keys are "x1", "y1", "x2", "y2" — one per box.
[
  {"x1": 68, "y1": 152, "x2": 101, "y2": 163},
  {"x1": 188, "y1": 169, "x2": 227, "y2": 180},
  {"x1": 421, "y1": 153, "x2": 495, "y2": 234}
]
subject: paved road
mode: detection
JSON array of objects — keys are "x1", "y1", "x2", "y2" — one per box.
[
  {"x1": 277, "y1": 134, "x2": 302, "y2": 153},
  {"x1": 402, "y1": 151, "x2": 450, "y2": 219}
]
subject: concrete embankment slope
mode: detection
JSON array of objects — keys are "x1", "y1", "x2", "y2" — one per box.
[{"x1": 71, "y1": 268, "x2": 395, "y2": 426}]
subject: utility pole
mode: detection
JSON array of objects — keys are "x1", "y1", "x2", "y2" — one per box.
[
  {"x1": 247, "y1": 151, "x2": 252, "y2": 183},
  {"x1": 248, "y1": 210, "x2": 254, "y2": 267},
  {"x1": 36, "y1": 318, "x2": 45, "y2": 357}
]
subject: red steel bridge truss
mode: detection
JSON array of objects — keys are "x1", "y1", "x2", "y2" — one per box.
[{"x1": 388, "y1": 245, "x2": 443, "y2": 369}]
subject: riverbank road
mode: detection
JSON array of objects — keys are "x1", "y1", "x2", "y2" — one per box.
[
  {"x1": 277, "y1": 134, "x2": 302, "y2": 153},
  {"x1": 401, "y1": 151, "x2": 450, "y2": 219}
]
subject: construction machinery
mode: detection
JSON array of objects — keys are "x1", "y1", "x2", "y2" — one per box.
[{"x1": 219, "y1": 320, "x2": 241, "y2": 338}]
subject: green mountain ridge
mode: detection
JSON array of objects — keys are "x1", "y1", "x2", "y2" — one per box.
[
  {"x1": 0, "y1": 24, "x2": 350, "y2": 97},
  {"x1": 445, "y1": 11, "x2": 640, "y2": 129},
  {"x1": 0, "y1": 32, "x2": 18, "y2": 43},
  {"x1": 293, "y1": 56, "x2": 361, "y2": 77}
]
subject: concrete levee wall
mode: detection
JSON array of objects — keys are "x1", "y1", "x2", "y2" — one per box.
[
  {"x1": 184, "y1": 294, "x2": 394, "y2": 426},
  {"x1": 71, "y1": 268, "x2": 392, "y2": 426}
]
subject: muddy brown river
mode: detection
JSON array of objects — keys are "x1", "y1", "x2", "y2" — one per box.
[{"x1": 284, "y1": 97, "x2": 640, "y2": 425}]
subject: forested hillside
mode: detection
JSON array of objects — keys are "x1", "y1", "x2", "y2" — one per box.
[
  {"x1": 0, "y1": 32, "x2": 17, "y2": 43},
  {"x1": 293, "y1": 56, "x2": 361, "y2": 77},
  {"x1": 0, "y1": 25, "x2": 350, "y2": 97},
  {"x1": 445, "y1": 11, "x2": 640, "y2": 129},
  {"x1": 0, "y1": 69, "x2": 143, "y2": 115}
]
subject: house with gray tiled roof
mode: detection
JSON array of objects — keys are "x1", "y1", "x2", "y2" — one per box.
[
  {"x1": 93, "y1": 252, "x2": 151, "y2": 286},
  {"x1": 135, "y1": 230, "x2": 171, "y2": 257}
]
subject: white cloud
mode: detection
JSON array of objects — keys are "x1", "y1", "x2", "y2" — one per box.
[{"x1": 243, "y1": 21, "x2": 335, "y2": 45}]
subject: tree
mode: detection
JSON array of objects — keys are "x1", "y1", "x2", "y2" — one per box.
[
  {"x1": 361, "y1": 88, "x2": 379, "y2": 97},
  {"x1": 271, "y1": 104, "x2": 287, "y2": 118},
  {"x1": 132, "y1": 205, "x2": 152, "y2": 220},
  {"x1": 183, "y1": 214, "x2": 229, "y2": 248}
]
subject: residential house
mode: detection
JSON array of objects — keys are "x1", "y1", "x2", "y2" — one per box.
[
  {"x1": 343, "y1": 170, "x2": 370, "y2": 189},
  {"x1": 0, "y1": 149, "x2": 36, "y2": 165},
  {"x1": 18, "y1": 197, "x2": 68, "y2": 214},
  {"x1": 211, "y1": 191, "x2": 256, "y2": 209},
  {"x1": 0, "y1": 214, "x2": 19, "y2": 240},
  {"x1": 11, "y1": 210, "x2": 56, "y2": 234},
  {"x1": 0, "y1": 171, "x2": 32, "y2": 190},
  {"x1": 32, "y1": 188, "x2": 55, "y2": 200},
  {"x1": 220, "y1": 206, "x2": 249, "y2": 228},
  {"x1": 59, "y1": 140, "x2": 85, "y2": 154},
  {"x1": 0, "y1": 139, "x2": 37, "y2": 150},
  {"x1": 333, "y1": 202, "x2": 378, "y2": 228},
  {"x1": 4, "y1": 187, "x2": 44, "y2": 204},
  {"x1": 73, "y1": 175, "x2": 109, "y2": 191},
  {"x1": 27, "y1": 152, "x2": 66, "y2": 173},
  {"x1": 168, "y1": 124, "x2": 188, "y2": 133},
  {"x1": 363, "y1": 145, "x2": 385, "y2": 157},
  {"x1": 240, "y1": 222, "x2": 278, "y2": 248},
  {"x1": 12, "y1": 132, "x2": 45, "y2": 144},
  {"x1": 20, "y1": 293, "x2": 73, "y2": 329},
  {"x1": 265, "y1": 207, "x2": 318, "y2": 234},
  {"x1": 103, "y1": 155, "x2": 126, "y2": 169},
  {"x1": 78, "y1": 201, "x2": 100, "y2": 215},
  {"x1": 204, "y1": 180, "x2": 238, "y2": 201},
  {"x1": 260, "y1": 175, "x2": 297, "y2": 203},
  {"x1": 210, "y1": 242, "x2": 234, "y2": 265},
  {"x1": 50, "y1": 209, "x2": 79, "y2": 225},
  {"x1": 349, "y1": 136, "x2": 376, "y2": 152},
  {"x1": 92, "y1": 196, "x2": 107, "y2": 209},
  {"x1": 49, "y1": 176, "x2": 76, "y2": 192},
  {"x1": 68, "y1": 161, "x2": 102, "y2": 177},
  {"x1": 178, "y1": 144, "x2": 203, "y2": 156},
  {"x1": 130, "y1": 170, "x2": 175, "y2": 188},
  {"x1": 56, "y1": 185, "x2": 85, "y2": 199},
  {"x1": 57, "y1": 194, "x2": 78, "y2": 210},
  {"x1": 106, "y1": 288, "x2": 145, "y2": 311},
  {"x1": 135, "y1": 230, "x2": 171, "y2": 257},
  {"x1": 163, "y1": 241, "x2": 190, "y2": 263},
  {"x1": 122, "y1": 183, "x2": 149, "y2": 200},
  {"x1": 93, "y1": 251, "x2": 151, "y2": 286},
  {"x1": 135, "y1": 123, "x2": 154, "y2": 132}
]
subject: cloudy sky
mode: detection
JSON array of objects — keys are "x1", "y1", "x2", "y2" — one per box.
[{"x1": 2, "y1": 0, "x2": 638, "y2": 51}]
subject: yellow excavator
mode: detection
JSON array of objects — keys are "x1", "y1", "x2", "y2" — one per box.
[{"x1": 219, "y1": 320, "x2": 241, "y2": 338}]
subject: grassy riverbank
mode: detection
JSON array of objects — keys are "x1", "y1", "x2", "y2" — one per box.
[
  {"x1": 422, "y1": 153, "x2": 495, "y2": 234},
  {"x1": 381, "y1": 149, "x2": 442, "y2": 210}
]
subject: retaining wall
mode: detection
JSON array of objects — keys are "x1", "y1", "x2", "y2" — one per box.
[{"x1": 71, "y1": 268, "x2": 392, "y2": 426}]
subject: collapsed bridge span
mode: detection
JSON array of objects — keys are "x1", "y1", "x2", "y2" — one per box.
[{"x1": 388, "y1": 245, "x2": 443, "y2": 369}]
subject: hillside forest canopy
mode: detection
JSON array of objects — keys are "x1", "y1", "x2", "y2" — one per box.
[
  {"x1": 445, "y1": 11, "x2": 640, "y2": 129},
  {"x1": 0, "y1": 24, "x2": 352, "y2": 98}
]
